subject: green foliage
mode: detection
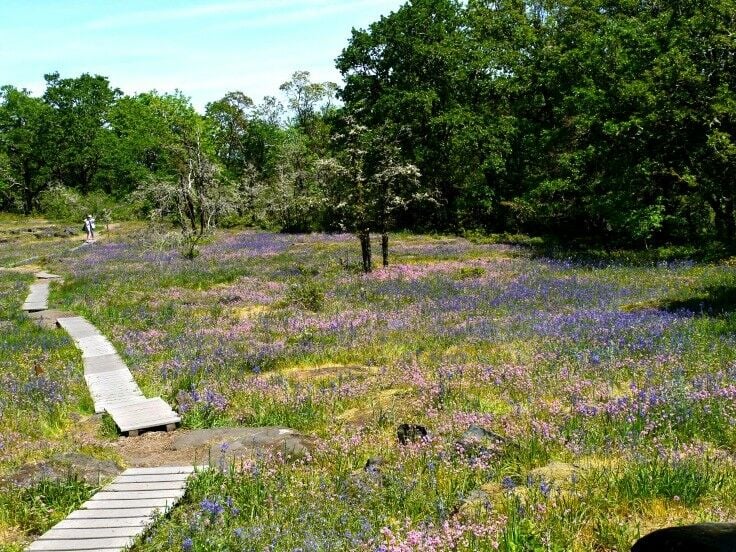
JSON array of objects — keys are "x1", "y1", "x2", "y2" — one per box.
[
  {"x1": 286, "y1": 276, "x2": 325, "y2": 312},
  {"x1": 615, "y1": 457, "x2": 727, "y2": 506},
  {"x1": 0, "y1": 475, "x2": 97, "y2": 537},
  {"x1": 37, "y1": 185, "x2": 84, "y2": 221},
  {"x1": 454, "y1": 266, "x2": 485, "y2": 279},
  {"x1": 336, "y1": 0, "x2": 736, "y2": 245}
]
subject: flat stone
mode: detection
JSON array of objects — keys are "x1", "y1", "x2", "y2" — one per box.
[
  {"x1": 34, "y1": 271, "x2": 61, "y2": 279},
  {"x1": 2, "y1": 452, "x2": 122, "y2": 489},
  {"x1": 27, "y1": 309, "x2": 76, "y2": 330},
  {"x1": 528, "y1": 461, "x2": 580, "y2": 491},
  {"x1": 172, "y1": 427, "x2": 314, "y2": 462}
]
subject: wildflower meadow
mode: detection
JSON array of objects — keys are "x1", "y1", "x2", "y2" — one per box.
[{"x1": 3, "y1": 223, "x2": 736, "y2": 550}]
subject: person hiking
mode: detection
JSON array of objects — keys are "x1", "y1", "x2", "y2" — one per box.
[{"x1": 84, "y1": 214, "x2": 96, "y2": 242}]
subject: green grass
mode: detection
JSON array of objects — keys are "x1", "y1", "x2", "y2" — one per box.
[{"x1": 5, "y1": 221, "x2": 736, "y2": 549}]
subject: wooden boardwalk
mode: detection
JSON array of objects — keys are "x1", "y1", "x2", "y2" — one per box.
[
  {"x1": 20, "y1": 273, "x2": 181, "y2": 436},
  {"x1": 22, "y1": 280, "x2": 51, "y2": 311},
  {"x1": 21, "y1": 272, "x2": 60, "y2": 311},
  {"x1": 56, "y1": 316, "x2": 181, "y2": 435},
  {"x1": 26, "y1": 466, "x2": 196, "y2": 551}
]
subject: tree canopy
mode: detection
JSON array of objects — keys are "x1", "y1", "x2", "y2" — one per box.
[{"x1": 0, "y1": 0, "x2": 734, "y2": 249}]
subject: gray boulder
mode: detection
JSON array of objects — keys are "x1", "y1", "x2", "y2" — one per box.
[{"x1": 172, "y1": 427, "x2": 314, "y2": 464}]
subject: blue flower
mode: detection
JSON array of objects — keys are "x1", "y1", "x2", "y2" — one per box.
[
  {"x1": 200, "y1": 498, "x2": 224, "y2": 516},
  {"x1": 501, "y1": 476, "x2": 516, "y2": 490}
]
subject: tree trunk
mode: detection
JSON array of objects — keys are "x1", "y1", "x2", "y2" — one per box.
[
  {"x1": 725, "y1": 197, "x2": 735, "y2": 244},
  {"x1": 359, "y1": 230, "x2": 372, "y2": 273},
  {"x1": 712, "y1": 196, "x2": 735, "y2": 244},
  {"x1": 22, "y1": 162, "x2": 33, "y2": 214},
  {"x1": 381, "y1": 232, "x2": 389, "y2": 267}
]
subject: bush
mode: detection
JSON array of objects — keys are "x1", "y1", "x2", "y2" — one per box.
[
  {"x1": 286, "y1": 276, "x2": 325, "y2": 312},
  {"x1": 38, "y1": 184, "x2": 84, "y2": 221},
  {"x1": 38, "y1": 184, "x2": 138, "y2": 223}
]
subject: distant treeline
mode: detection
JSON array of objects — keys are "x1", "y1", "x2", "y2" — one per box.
[{"x1": 0, "y1": 0, "x2": 734, "y2": 247}]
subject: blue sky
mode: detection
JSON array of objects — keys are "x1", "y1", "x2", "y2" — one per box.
[{"x1": 0, "y1": 1, "x2": 404, "y2": 110}]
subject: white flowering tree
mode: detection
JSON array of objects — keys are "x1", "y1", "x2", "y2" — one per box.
[{"x1": 318, "y1": 119, "x2": 421, "y2": 272}]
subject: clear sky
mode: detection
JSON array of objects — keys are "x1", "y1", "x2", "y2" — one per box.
[{"x1": 0, "y1": 0, "x2": 404, "y2": 110}]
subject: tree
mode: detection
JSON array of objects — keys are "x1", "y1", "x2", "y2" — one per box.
[
  {"x1": 136, "y1": 93, "x2": 235, "y2": 258},
  {"x1": 336, "y1": 0, "x2": 516, "y2": 231},
  {"x1": 366, "y1": 131, "x2": 423, "y2": 266},
  {"x1": 319, "y1": 118, "x2": 420, "y2": 272},
  {"x1": 0, "y1": 86, "x2": 52, "y2": 212},
  {"x1": 258, "y1": 128, "x2": 323, "y2": 232},
  {"x1": 279, "y1": 71, "x2": 337, "y2": 133},
  {"x1": 42, "y1": 72, "x2": 121, "y2": 193},
  {"x1": 144, "y1": 130, "x2": 235, "y2": 259},
  {"x1": 98, "y1": 92, "x2": 185, "y2": 196},
  {"x1": 205, "y1": 91, "x2": 255, "y2": 176}
]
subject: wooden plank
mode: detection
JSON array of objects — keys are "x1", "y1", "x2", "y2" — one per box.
[
  {"x1": 25, "y1": 465, "x2": 199, "y2": 551},
  {"x1": 84, "y1": 369, "x2": 146, "y2": 414},
  {"x1": 82, "y1": 498, "x2": 175, "y2": 509},
  {"x1": 84, "y1": 371, "x2": 141, "y2": 393},
  {"x1": 65, "y1": 507, "x2": 160, "y2": 520},
  {"x1": 23, "y1": 281, "x2": 49, "y2": 311},
  {"x1": 84, "y1": 369, "x2": 137, "y2": 385},
  {"x1": 27, "y1": 536, "x2": 134, "y2": 550},
  {"x1": 115, "y1": 414, "x2": 182, "y2": 433},
  {"x1": 39, "y1": 526, "x2": 145, "y2": 539},
  {"x1": 91, "y1": 489, "x2": 184, "y2": 500},
  {"x1": 112, "y1": 473, "x2": 191, "y2": 483},
  {"x1": 76, "y1": 335, "x2": 117, "y2": 358},
  {"x1": 53, "y1": 516, "x2": 150, "y2": 529},
  {"x1": 107, "y1": 398, "x2": 181, "y2": 432},
  {"x1": 122, "y1": 466, "x2": 196, "y2": 476},
  {"x1": 110, "y1": 406, "x2": 179, "y2": 422},
  {"x1": 34, "y1": 271, "x2": 61, "y2": 279},
  {"x1": 106, "y1": 481, "x2": 187, "y2": 491},
  {"x1": 56, "y1": 317, "x2": 100, "y2": 339},
  {"x1": 83, "y1": 354, "x2": 128, "y2": 375}
]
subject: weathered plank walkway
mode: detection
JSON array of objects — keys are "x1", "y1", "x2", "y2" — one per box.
[
  {"x1": 26, "y1": 466, "x2": 196, "y2": 551},
  {"x1": 20, "y1": 271, "x2": 181, "y2": 436},
  {"x1": 56, "y1": 315, "x2": 181, "y2": 435},
  {"x1": 22, "y1": 281, "x2": 51, "y2": 311},
  {"x1": 21, "y1": 272, "x2": 60, "y2": 311}
]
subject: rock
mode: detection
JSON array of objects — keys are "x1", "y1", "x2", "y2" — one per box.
[
  {"x1": 458, "y1": 482, "x2": 503, "y2": 517},
  {"x1": 632, "y1": 523, "x2": 736, "y2": 552},
  {"x1": 27, "y1": 309, "x2": 75, "y2": 330},
  {"x1": 455, "y1": 425, "x2": 505, "y2": 462},
  {"x1": 397, "y1": 423, "x2": 428, "y2": 445},
  {"x1": 364, "y1": 456, "x2": 384, "y2": 474},
  {"x1": 527, "y1": 461, "x2": 580, "y2": 493},
  {"x1": 172, "y1": 427, "x2": 314, "y2": 463},
  {"x1": 2, "y1": 452, "x2": 122, "y2": 488},
  {"x1": 459, "y1": 425, "x2": 505, "y2": 445},
  {"x1": 466, "y1": 487, "x2": 491, "y2": 503}
]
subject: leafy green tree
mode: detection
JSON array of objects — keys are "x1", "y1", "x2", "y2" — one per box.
[
  {"x1": 42, "y1": 72, "x2": 121, "y2": 193},
  {"x1": 0, "y1": 86, "x2": 52, "y2": 212},
  {"x1": 258, "y1": 127, "x2": 323, "y2": 232},
  {"x1": 337, "y1": 0, "x2": 516, "y2": 231},
  {"x1": 205, "y1": 91, "x2": 255, "y2": 176},
  {"x1": 97, "y1": 92, "x2": 186, "y2": 196},
  {"x1": 279, "y1": 71, "x2": 337, "y2": 137}
]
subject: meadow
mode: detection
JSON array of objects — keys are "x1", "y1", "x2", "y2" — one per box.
[{"x1": 3, "y1": 220, "x2": 736, "y2": 550}]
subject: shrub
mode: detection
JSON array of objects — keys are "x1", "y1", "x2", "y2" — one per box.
[{"x1": 286, "y1": 277, "x2": 325, "y2": 312}]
